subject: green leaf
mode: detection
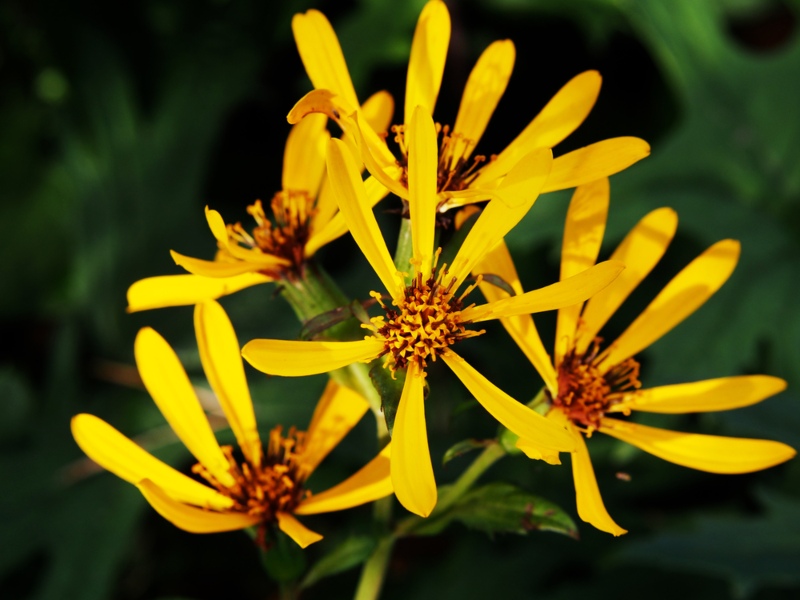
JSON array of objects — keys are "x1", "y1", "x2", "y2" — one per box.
[
  {"x1": 261, "y1": 527, "x2": 307, "y2": 584},
  {"x1": 442, "y1": 439, "x2": 493, "y2": 465},
  {"x1": 300, "y1": 535, "x2": 377, "y2": 590}
]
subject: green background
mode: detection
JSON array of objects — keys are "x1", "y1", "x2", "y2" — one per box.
[{"x1": 2, "y1": 0, "x2": 799, "y2": 598}]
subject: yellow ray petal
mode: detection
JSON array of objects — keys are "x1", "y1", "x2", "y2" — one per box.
[
  {"x1": 610, "y1": 375, "x2": 786, "y2": 415},
  {"x1": 404, "y1": 0, "x2": 450, "y2": 125},
  {"x1": 600, "y1": 239, "x2": 740, "y2": 370},
  {"x1": 542, "y1": 137, "x2": 651, "y2": 194},
  {"x1": 464, "y1": 261, "x2": 624, "y2": 323},
  {"x1": 515, "y1": 439, "x2": 561, "y2": 465},
  {"x1": 355, "y1": 112, "x2": 409, "y2": 198},
  {"x1": 326, "y1": 139, "x2": 404, "y2": 299},
  {"x1": 276, "y1": 511, "x2": 323, "y2": 548},
  {"x1": 408, "y1": 106, "x2": 439, "y2": 278},
  {"x1": 71, "y1": 414, "x2": 233, "y2": 510},
  {"x1": 473, "y1": 241, "x2": 557, "y2": 394},
  {"x1": 301, "y1": 381, "x2": 370, "y2": 474},
  {"x1": 600, "y1": 417, "x2": 796, "y2": 474},
  {"x1": 576, "y1": 207, "x2": 678, "y2": 355},
  {"x1": 242, "y1": 338, "x2": 385, "y2": 377},
  {"x1": 296, "y1": 444, "x2": 392, "y2": 515},
  {"x1": 442, "y1": 351, "x2": 574, "y2": 452},
  {"x1": 392, "y1": 364, "x2": 437, "y2": 517},
  {"x1": 171, "y1": 250, "x2": 284, "y2": 278},
  {"x1": 453, "y1": 39, "x2": 515, "y2": 156},
  {"x1": 292, "y1": 9, "x2": 359, "y2": 110},
  {"x1": 570, "y1": 427, "x2": 627, "y2": 536},
  {"x1": 126, "y1": 273, "x2": 271, "y2": 313},
  {"x1": 555, "y1": 179, "x2": 609, "y2": 366},
  {"x1": 194, "y1": 301, "x2": 261, "y2": 467},
  {"x1": 135, "y1": 328, "x2": 236, "y2": 487},
  {"x1": 282, "y1": 113, "x2": 329, "y2": 195},
  {"x1": 448, "y1": 148, "x2": 552, "y2": 289},
  {"x1": 138, "y1": 479, "x2": 259, "y2": 533},
  {"x1": 205, "y1": 207, "x2": 230, "y2": 246},
  {"x1": 361, "y1": 90, "x2": 395, "y2": 138},
  {"x1": 474, "y1": 70, "x2": 602, "y2": 185}
]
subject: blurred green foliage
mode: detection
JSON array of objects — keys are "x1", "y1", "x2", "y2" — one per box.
[{"x1": 1, "y1": 0, "x2": 799, "y2": 598}]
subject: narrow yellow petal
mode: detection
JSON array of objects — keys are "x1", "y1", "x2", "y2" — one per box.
[
  {"x1": 448, "y1": 148, "x2": 552, "y2": 289},
  {"x1": 404, "y1": 0, "x2": 450, "y2": 125},
  {"x1": 542, "y1": 137, "x2": 651, "y2": 193},
  {"x1": 515, "y1": 439, "x2": 562, "y2": 465},
  {"x1": 282, "y1": 113, "x2": 329, "y2": 195},
  {"x1": 194, "y1": 301, "x2": 261, "y2": 467},
  {"x1": 276, "y1": 512, "x2": 323, "y2": 548},
  {"x1": 296, "y1": 444, "x2": 392, "y2": 515},
  {"x1": 205, "y1": 207, "x2": 230, "y2": 246},
  {"x1": 138, "y1": 480, "x2": 260, "y2": 533},
  {"x1": 355, "y1": 113, "x2": 410, "y2": 198},
  {"x1": 360, "y1": 90, "x2": 395, "y2": 138},
  {"x1": 600, "y1": 240, "x2": 740, "y2": 370},
  {"x1": 126, "y1": 273, "x2": 271, "y2": 312},
  {"x1": 135, "y1": 328, "x2": 236, "y2": 487},
  {"x1": 326, "y1": 139, "x2": 404, "y2": 299},
  {"x1": 570, "y1": 427, "x2": 627, "y2": 536},
  {"x1": 465, "y1": 261, "x2": 624, "y2": 323},
  {"x1": 576, "y1": 207, "x2": 678, "y2": 354},
  {"x1": 474, "y1": 70, "x2": 602, "y2": 185},
  {"x1": 71, "y1": 414, "x2": 233, "y2": 510},
  {"x1": 408, "y1": 106, "x2": 439, "y2": 278},
  {"x1": 474, "y1": 241, "x2": 557, "y2": 394},
  {"x1": 453, "y1": 39, "x2": 515, "y2": 155},
  {"x1": 600, "y1": 417, "x2": 796, "y2": 474},
  {"x1": 170, "y1": 250, "x2": 283, "y2": 278},
  {"x1": 555, "y1": 179, "x2": 609, "y2": 366},
  {"x1": 392, "y1": 364, "x2": 437, "y2": 517},
  {"x1": 301, "y1": 381, "x2": 370, "y2": 474},
  {"x1": 292, "y1": 9, "x2": 359, "y2": 110},
  {"x1": 443, "y1": 351, "x2": 574, "y2": 452},
  {"x1": 242, "y1": 338, "x2": 385, "y2": 377}
]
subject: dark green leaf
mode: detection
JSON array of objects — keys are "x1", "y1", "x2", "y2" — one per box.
[{"x1": 300, "y1": 535, "x2": 377, "y2": 590}]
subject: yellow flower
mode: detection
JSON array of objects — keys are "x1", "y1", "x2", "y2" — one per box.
[
  {"x1": 241, "y1": 116, "x2": 626, "y2": 519},
  {"x1": 126, "y1": 113, "x2": 390, "y2": 312},
  {"x1": 72, "y1": 300, "x2": 393, "y2": 548},
  {"x1": 289, "y1": 0, "x2": 650, "y2": 216},
  {"x1": 475, "y1": 178, "x2": 796, "y2": 535}
]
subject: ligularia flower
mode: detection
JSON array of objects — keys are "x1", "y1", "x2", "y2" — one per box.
[
  {"x1": 289, "y1": 0, "x2": 650, "y2": 217},
  {"x1": 475, "y1": 178, "x2": 796, "y2": 535},
  {"x1": 241, "y1": 108, "x2": 626, "y2": 519},
  {"x1": 72, "y1": 300, "x2": 393, "y2": 547}
]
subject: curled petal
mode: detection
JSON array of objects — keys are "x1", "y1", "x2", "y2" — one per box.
[{"x1": 282, "y1": 113, "x2": 329, "y2": 195}]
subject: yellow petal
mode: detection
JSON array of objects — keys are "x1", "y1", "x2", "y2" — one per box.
[
  {"x1": 610, "y1": 375, "x2": 786, "y2": 415},
  {"x1": 576, "y1": 207, "x2": 678, "y2": 355},
  {"x1": 326, "y1": 139, "x2": 404, "y2": 299},
  {"x1": 453, "y1": 39, "x2": 515, "y2": 156},
  {"x1": 205, "y1": 207, "x2": 230, "y2": 246},
  {"x1": 404, "y1": 0, "x2": 450, "y2": 125},
  {"x1": 282, "y1": 113, "x2": 329, "y2": 195},
  {"x1": 355, "y1": 112, "x2": 409, "y2": 198},
  {"x1": 473, "y1": 241, "x2": 557, "y2": 394},
  {"x1": 138, "y1": 479, "x2": 259, "y2": 533},
  {"x1": 361, "y1": 90, "x2": 395, "y2": 138},
  {"x1": 276, "y1": 511, "x2": 323, "y2": 548},
  {"x1": 296, "y1": 444, "x2": 392, "y2": 515},
  {"x1": 464, "y1": 260, "x2": 624, "y2": 323},
  {"x1": 600, "y1": 417, "x2": 796, "y2": 474},
  {"x1": 135, "y1": 328, "x2": 236, "y2": 487},
  {"x1": 474, "y1": 70, "x2": 602, "y2": 186},
  {"x1": 600, "y1": 239, "x2": 740, "y2": 370},
  {"x1": 71, "y1": 414, "x2": 233, "y2": 510},
  {"x1": 515, "y1": 439, "x2": 562, "y2": 465},
  {"x1": 442, "y1": 351, "x2": 574, "y2": 452},
  {"x1": 170, "y1": 250, "x2": 283, "y2": 278},
  {"x1": 448, "y1": 148, "x2": 553, "y2": 289},
  {"x1": 292, "y1": 9, "x2": 359, "y2": 110},
  {"x1": 542, "y1": 137, "x2": 651, "y2": 193},
  {"x1": 570, "y1": 427, "x2": 627, "y2": 536},
  {"x1": 408, "y1": 106, "x2": 439, "y2": 278},
  {"x1": 301, "y1": 380, "x2": 370, "y2": 474},
  {"x1": 392, "y1": 364, "x2": 437, "y2": 517},
  {"x1": 555, "y1": 179, "x2": 609, "y2": 366},
  {"x1": 126, "y1": 273, "x2": 271, "y2": 312},
  {"x1": 242, "y1": 338, "x2": 385, "y2": 377},
  {"x1": 194, "y1": 301, "x2": 261, "y2": 467}
]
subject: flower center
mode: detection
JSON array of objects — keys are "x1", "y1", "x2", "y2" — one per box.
[
  {"x1": 227, "y1": 192, "x2": 316, "y2": 272},
  {"x1": 367, "y1": 263, "x2": 485, "y2": 375},
  {"x1": 193, "y1": 425, "x2": 311, "y2": 522},
  {"x1": 550, "y1": 339, "x2": 642, "y2": 433}
]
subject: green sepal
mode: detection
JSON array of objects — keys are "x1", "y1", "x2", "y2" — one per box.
[{"x1": 300, "y1": 535, "x2": 378, "y2": 590}]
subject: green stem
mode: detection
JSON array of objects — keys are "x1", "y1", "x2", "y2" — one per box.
[{"x1": 353, "y1": 536, "x2": 395, "y2": 600}]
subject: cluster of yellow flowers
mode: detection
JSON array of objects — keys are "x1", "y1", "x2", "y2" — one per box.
[{"x1": 73, "y1": 0, "x2": 794, "y2": 555}]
